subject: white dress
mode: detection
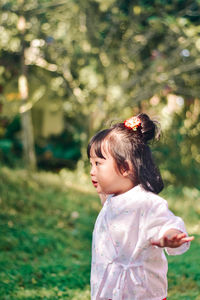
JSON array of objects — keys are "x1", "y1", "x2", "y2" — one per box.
[{"x1": 91, "y1": 185, "x2": 190, "y2": 300}]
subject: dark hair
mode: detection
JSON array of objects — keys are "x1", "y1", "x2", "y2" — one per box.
[{"x1": 87, "y1": 113, "x2": 164, "y2": 194}]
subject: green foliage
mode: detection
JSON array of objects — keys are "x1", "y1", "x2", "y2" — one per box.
[
  {"x1": 156, "y1": 100, "x2": 200, "y2": 188},
  {"x1": 0, "y1": 114, "x2": 82, "y2": 169},
  {"x1": 36, "y1": 130, "x2": 81, "y2": 171},
  {"x1": 0, "y1": 0, "x2": 200, "y2": 181},
  {"x1": 1, "y1": 1, "x2": 200, "y2": 120},
  {"x1": 0, "y1": 167, "x2": 200, "y2": 299}
]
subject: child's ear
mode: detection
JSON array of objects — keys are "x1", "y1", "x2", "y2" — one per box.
[{"x1": 121, "y1": 160, "x2": 132, "y2": 176}]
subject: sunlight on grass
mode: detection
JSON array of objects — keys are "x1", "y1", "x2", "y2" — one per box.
[
  {"x1": 15, "y1": 287, "x2": 55, "y2": 298},
  {"x1": 67, "y1": 287, "x2": 90, "y2": 300},
  {"x1": 168, "y1": 291, "x2": 200, "y2": 300}
]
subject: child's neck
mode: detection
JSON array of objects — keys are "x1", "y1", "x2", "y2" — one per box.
[{"x1": 114, "y1": 180, "x2": 136, "y2": 196}]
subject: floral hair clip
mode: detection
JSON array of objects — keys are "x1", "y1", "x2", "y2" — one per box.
[{"x1": 124, "y1": 116, "x2": 141, "y2": 131}]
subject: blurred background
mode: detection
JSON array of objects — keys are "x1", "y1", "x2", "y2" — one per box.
[
  {"x1": 0, "y1": 0, "x2": 200, "y2": 299},
  {"x1": 0, "y1": 0, "x2": 200, "y2": 186}
]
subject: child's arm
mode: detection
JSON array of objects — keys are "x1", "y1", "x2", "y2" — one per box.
[{"x1": 151, "y1": 229, "x2": 194, "y2": 248}]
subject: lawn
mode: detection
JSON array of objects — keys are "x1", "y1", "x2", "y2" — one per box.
[{"x1": 0, "y1": 167, "x2": 199, "y2": 299}]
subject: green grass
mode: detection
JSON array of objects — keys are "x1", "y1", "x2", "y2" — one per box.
[{"x1": 0, "y1": 167, "x2": 199, "y2": 299}]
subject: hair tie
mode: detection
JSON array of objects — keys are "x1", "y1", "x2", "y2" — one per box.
[{"x1": 124, "y1": 116, "x2": 141, "y2": 131}]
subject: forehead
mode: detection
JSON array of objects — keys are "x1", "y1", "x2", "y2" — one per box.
[{"x1": 90, "y1": 139, "x2": 111, "y2": 159}]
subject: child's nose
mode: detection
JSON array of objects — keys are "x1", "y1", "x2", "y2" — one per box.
[{"x1": 90, "y1": 165, "x2": 95, "y2": 176}]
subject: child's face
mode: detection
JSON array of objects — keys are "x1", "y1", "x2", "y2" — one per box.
[{"x1": 89, "y1": 143, "x2": 134, "y2": 196}]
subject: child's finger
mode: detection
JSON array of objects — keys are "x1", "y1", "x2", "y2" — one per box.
[
  {"x1": 151, "y1": 235, "x2": 194, "y2": 248},
  {"x1": 176, "y1": 234, "x2": 194, "y2": 243},
  {"x1": 180, "y1": 236, "x2": 194, "y2": 242},
  {"x1": 173, "y1": 233, "x2": 186, "y2": 240},
  {"x1": 173, "y1": 236, "x2": 194, "y2": 247},
  {"x1": 171, "y1": 234, "x2": 179, "y2": 241}
]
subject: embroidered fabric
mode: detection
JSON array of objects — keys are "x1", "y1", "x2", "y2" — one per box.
[
  {"x1": 91, "y1": 185, "x2": 190, "y2": 300},
  {"x1": 99, "y1": 260, "x2": 145, "y2": 300}
]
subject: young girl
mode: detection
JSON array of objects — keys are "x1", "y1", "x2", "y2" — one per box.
[{"x1": 88, "y1": 113, "x2": 194, "y2": 300}]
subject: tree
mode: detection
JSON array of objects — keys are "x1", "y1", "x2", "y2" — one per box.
[
  {"x1": 0, "y1": 0, "x2": 199, "y2": 185},
  {"x1": 0, "y1": 0, "x2": 71, "y2": 169}
]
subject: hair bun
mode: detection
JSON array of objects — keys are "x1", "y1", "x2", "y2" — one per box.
[{"x1": 137, "y1": 113, "x2": 159, "y2": 143}]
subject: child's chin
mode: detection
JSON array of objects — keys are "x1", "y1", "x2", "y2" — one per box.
[{"x1": 97, "y1": 187, "x2": 104, "y2": 194}]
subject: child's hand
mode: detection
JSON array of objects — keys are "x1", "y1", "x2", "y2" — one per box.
[{"x1": 151, "y1": 229, "x2": 194, "y2": 248}]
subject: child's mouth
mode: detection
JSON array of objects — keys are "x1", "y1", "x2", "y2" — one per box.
[{"x1": 92, "y1": 180, "x2": 98, "y2": 188}]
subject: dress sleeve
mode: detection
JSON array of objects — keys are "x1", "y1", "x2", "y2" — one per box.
[{"x1": 145, "y1": 197, "x2": 190, "y2": 255}]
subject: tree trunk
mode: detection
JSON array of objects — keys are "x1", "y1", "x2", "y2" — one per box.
[
  {"x1": 18, "y1": 15, "x2": 37, "y2": 171},
  {"x1": 20, "y1": 96, "x2": 37, "y2": 171}
]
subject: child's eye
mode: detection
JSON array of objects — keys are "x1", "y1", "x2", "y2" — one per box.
[{"x1": 95, "y1": 161, "x2": 100, "y2": 166}]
